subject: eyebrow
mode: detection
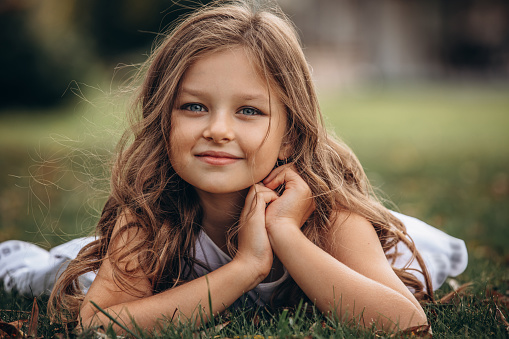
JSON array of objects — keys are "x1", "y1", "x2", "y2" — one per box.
[{"x1": 180, "y1": 86, "x2": 268, "y2": 101}]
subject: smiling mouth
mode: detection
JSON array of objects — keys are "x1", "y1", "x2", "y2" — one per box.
[{"x1": 195, "y1": 151, "x2": 242, "y2": 165}]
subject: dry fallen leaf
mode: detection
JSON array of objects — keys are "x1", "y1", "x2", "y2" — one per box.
[
  {"x1": 375, "y1": 324, "x2": 433, "y2": 338},
  {"x1": 0, "y1": 320, "x2": 25, "y2": 338},
  {"x1": 486, "y1": 287, "x2": 509, "y2": 309},
  {"x1": 437, "y1": 282, "x2": 473, "y2": 304},
  {"x1": 400, "y1": 324, "x2": 433, "y2": 338},
  {"x1": 494, "y1": 304, "x2": 509, "y2": 333},
  {"x1": 28, "y1": 297, "x2": 39, "y2": 337},
  {"x1": 193, "y1": 321, "x2": 231, "y2": 339}
]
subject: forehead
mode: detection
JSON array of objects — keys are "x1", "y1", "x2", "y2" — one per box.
[{"x1": 182, "y1": 48, "x2": 267, "y2": 92}]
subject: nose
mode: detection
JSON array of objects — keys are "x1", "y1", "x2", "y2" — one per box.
[{"x1": 202, "y1": 111, "x2": 235, "y2": 143}]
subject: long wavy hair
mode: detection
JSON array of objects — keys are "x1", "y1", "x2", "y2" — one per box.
[{"x1": 49, "y1": 0, "x2": 433, "y2": 321}]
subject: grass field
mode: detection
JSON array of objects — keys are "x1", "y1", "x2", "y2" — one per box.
[{"x1": 0, "y1": 83, "x2": 508, "y2": 337}]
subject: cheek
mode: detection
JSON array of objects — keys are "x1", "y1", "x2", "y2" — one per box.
[
  {"x1": 168, "y1": 125, "x2": 186, "y2": 168},
  {"x1": 251, "y1": 137, "x2": 284, "y2": 173}
]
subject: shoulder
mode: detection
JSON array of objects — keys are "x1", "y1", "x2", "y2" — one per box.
[
  {"x1": 106, "y1": 209, "x2": 150, "y2": 266},
  {"x1": 327, "y1": 210, "x2": 379, "y2": 245},
  {"x1": 111, "y1": 210, "x2": 147, "y2": 245},
  {"x1": 326, "y1": 210, "x2": 389, "y2": 271},
  {"x1": 93, "y1": 209, "x2": 151, "y2": 287}
]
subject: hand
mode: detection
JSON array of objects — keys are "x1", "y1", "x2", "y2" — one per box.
[
  {"x1": 235, "y1": 184, "x2": 279, "y2": 285},
  {"x1": 262, "y1": 164, "x2": 315, "y2": 232}
]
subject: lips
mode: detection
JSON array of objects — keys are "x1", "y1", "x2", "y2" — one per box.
[{"x1": 195, "y1": 151, "x2": 242, "y2": 165}]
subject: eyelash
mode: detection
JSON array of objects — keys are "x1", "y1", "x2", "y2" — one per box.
[
  {"x1": 238, "y1": 107, "x2": 263, "y2": 116},
  {"x1": 180, "y1": 103, "x2": 264, "y2": 116},
  {"x1": 181, "y1": 103, "x2": 206, "y2": 112}
]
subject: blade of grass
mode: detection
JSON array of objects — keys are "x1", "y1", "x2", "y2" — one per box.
[
  {"x1": 89, "y1": 300, "x2": 141, "y2": 339},
  {"x1": 205, "y1": 274, "x2": 215, "y2": 328}
]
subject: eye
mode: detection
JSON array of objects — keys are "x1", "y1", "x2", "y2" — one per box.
[
  {"x1": 238, "y1": 107, "x2": 262, "y2": 116},
  {"x1": 182, "y1": 103, "x2": 206, "y2": 112}
]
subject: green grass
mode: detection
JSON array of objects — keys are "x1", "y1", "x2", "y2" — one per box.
[
  {"x1": 321, "y1": 83, "x2": 509, "y2": 157},
  {"x1": 1, "y1": 82, "x2": 508, "y2": 337},
  {"x1": 1, "y1": 272, "x2": 508, "y2": 338}
]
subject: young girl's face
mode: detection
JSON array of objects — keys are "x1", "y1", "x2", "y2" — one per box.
[{"x1": 169, "y1": 47, "x2": 288, "y2": 195}]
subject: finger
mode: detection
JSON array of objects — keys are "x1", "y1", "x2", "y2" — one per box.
[
  {"x1": 253, "y1": 187, "x2": 279, "y2": 208},
  {"x1": 245, "y1": 184, "x2": 277, "y2": 203},
  {"x1": 241, "y1": 184, "x2": 279, "y2": 218},
  {"x1": 263, "y1": 166, "x2": 303, "y2": 191},
  {"x1": 262, "y1": 163, "x2": 290, "y2": 184},
  {"x1": 250, "y1": 190, "x2": 279, "y2": 222}
]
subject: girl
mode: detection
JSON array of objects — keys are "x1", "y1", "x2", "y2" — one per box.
[{"x1": 1, "y1": 0, "x2": 467, "y2": 333}]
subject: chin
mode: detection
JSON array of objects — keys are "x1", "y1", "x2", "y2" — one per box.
[{"x1": 198, "y1": 184, "x2": 252, "y2": 195}]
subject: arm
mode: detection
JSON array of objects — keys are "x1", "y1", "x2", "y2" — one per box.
[
  {"x1": 80, "y1": 253, "x2": 255, "y2": 331},
  {"x1": 262, "y1": 166, "x2": 427, "y2": 331},
  {"x1": 80, "y1": 194, "x2": 276, "y2": 332}
]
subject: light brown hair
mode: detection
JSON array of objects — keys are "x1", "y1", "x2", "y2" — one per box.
[{"x1": 49, "y1": 0, "x2": 432, "y2": 321}]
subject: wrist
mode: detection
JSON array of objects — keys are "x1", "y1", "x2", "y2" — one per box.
[
  {"x1": 266, "y1": 220, "x2": 302, "y2": 240},
  {"x1": 230, "y1": 254, "x2": 270, "y2": 290},
  {"x1": 267, "y1": 223, "x2": 307, "y2": 253},
  {"x1": 268, "y1": 227, "x2": 312, "y2": 274}
]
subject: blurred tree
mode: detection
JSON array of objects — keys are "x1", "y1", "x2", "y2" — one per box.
[
  {"x1": 0, "y1": 0, "x2": 211, "y2": 110},
  {"x1": 441, "y1": 0, "x2": 509, "y2": 76},
  {"x1": 75, "y1": 0, "x2": 212, "y2": 61},
  {"x1": 0, "y1": 2, "x2": 80, "y2": 109}
]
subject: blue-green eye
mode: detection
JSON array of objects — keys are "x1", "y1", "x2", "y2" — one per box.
[
  {"x1": 239, "y1": 107, "x2": 260, "y2": 116},
  {"x1": 182, "y1": 103, "x2": 206, "y2": 112}
]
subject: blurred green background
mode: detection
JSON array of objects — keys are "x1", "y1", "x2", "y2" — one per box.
[{"x1": 0, "y1": 0, "x2": 508, "y2": 268}]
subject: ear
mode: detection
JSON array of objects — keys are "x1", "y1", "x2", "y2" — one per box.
[{"x1": 278, "y1": 140, "x2": 292, "y2": 161}]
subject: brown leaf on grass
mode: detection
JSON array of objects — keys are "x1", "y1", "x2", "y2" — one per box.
[
  {"x1": 437, "y1": 282, "x2": 473, "y2": 304},
  {"x1": 214, "y1": 320, "x2": 230, "y2": 332},
  {"x1": 193, "y1": 320, "x2": 231, "y2": 339},
  {"x1": 251, "y1": 314, "x2": 260, "y2": 326},
  {"x1": 9, "y1": 319, "x2": 28, "y2": 330},
  {"x1": 494, "y1": 305, "x2": 509, "y2": 333},
  {"x1": 28, "y1": 297, "x2": 39, "y2": 337},
  {"x1": 319, "y1": 320, "x2": 335, "y2": 332},
  {"x1": 399, "y1": 324, "x2": 433, "y2": 338},
  {"x1": 486, "y1": 287, "x2": 509, "y2": 309},
  {"x1": 309, "y1": 320, "x2": 335, "y2": 334},
  {"x1": 375, "y1": 324, "x2": 433, "y2": 338},
  {"x1": 0, "y1": 319, "x2": 26, "y2": 337}
]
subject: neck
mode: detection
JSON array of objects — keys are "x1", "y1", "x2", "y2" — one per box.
[{"x1": 196, "y1": 188, "x2": 248, "y2": 251}]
